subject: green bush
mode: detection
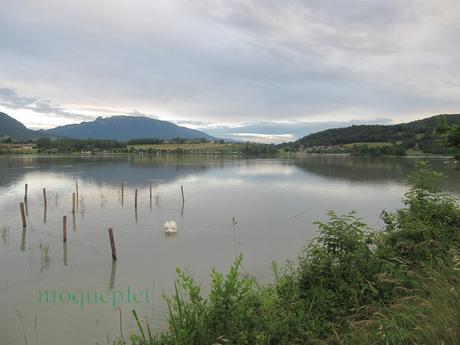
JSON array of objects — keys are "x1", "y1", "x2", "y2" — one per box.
[{"x1": 297, "y1": 211, "x2": 380, "y2": 335}]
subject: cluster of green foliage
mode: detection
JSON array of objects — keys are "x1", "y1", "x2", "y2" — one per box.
[
  {"x1": 350, "y1": 143, "x2": 406, "y2": 156},
  {"x1": 126, "y1": 142, "x2": 278, "y2": 156},
  {"x1": 436, "y1": 116, "x2": 460, "y2": 159},
  {"x1": 36, "y1": 137, "x2": 126, "y2": 153},
  {"x1": 241, "y1": 142, "x2": 278, "y2": 155},
  {"x1": 446, "y1": 125, "x2": 460, "y2": 150},
  {"x1": 1, "y1": 137, "x2": 13, "y2": 143},
  {"x1": 121, "y1": 161, "x2": 460, "y2": 345},
  {"x1": 281, "y1": 114, "x2": 460, "y2": 154}
]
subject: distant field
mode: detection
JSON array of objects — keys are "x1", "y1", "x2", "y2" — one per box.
[
  {"x1": 343, "y1": 141, "x2": 402, "y2": 148},
  {"x1": 127, "y1": 142, "x2": 244, "y2": 152},
  {"x1": 0, "y1": 143, "x2": 37, "y2": 153}
]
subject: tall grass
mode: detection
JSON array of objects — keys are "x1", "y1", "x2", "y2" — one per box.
[{"x1": 347, "y1": 254, "x2": 460, "y2": 344}]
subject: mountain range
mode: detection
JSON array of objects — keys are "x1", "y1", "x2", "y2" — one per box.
[
  {"x1": 0, "y1": 113, "x2": 216, "y2": 141},
  {"x1": 1, "y1": 112, "x2": 460, "y2": 147}
]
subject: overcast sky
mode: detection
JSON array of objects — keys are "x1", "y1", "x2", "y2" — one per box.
[{"x1": 0, "y1": 0, "x2": 459, "y2": 142}]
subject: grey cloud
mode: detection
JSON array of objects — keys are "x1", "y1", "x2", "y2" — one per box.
[
  {"x1": 0, "y1": 87, "x2": 93, "y2": 121},
  {"x1": 202, "y1": 118, "x2": 392, "y2": 143},
  {"x1": 0, "y1": 0, "x2": 459, "y2": 130}
]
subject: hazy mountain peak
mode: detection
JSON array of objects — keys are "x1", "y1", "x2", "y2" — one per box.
[{"x1": 44, "y1": 114, "x2": 216, "y2": 141}]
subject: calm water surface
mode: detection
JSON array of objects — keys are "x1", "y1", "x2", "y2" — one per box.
[{"x1": 0, "y1": 155, "x2": 459, "y2": 345}]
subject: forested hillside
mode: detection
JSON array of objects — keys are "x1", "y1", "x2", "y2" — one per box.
[{"x1": 286, "y1": 114, "x2": 460, "y2": 154}]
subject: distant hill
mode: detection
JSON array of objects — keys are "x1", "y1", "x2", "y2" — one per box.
[
  {"x1": 291, "y1": 114, "x2": 460, "y2": 153},
  {"x1": 0, "y1": 112, "x2": 40, "y2": 140},
  {"x1": 44, "y1": 115, "x2": 216, "y2": 141}
]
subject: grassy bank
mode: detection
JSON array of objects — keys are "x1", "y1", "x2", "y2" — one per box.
[
  {"x1": 127, "y1": 142, "x2": 279, "y2": 155},
  {"x1": 120, "y1": 161, "x2": 460, "y2": 345}
]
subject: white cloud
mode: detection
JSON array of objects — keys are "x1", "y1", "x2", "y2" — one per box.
[{"x1": 0, "y1": 0, "x2": 459, "y2": 136}]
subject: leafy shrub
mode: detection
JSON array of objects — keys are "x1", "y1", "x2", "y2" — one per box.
[{"x1": 297, "y1": 211, "x2": 380, "y2": 335}]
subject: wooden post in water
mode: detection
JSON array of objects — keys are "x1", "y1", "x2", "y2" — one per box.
[
  {"x1": 72, "y1": 193, "x2": 76, "y2": 214},
  {"x1": 63, "y1": 216, "x2": 67, "y2": 242},
  {"x1": 121, "y1": 180, "x2": 124, "y2": 205},
  {"x1": 181, "y1": 185, "x2": 185, "y2": 204},
  {"x1": 43, "y1": 188, "x2": 47, "y2": 208},
  {"x1": 19, "y1": 202, "x2": 26, "y2": 228},
  {"x1": 135, "y1": 189, "x2": 138, "y2": 208},
  {"x1": 108, "y1": 228, "x2": 117, "y2": 261},
  {"x1": 24, "y1": 184, "x2": 29, "y2": 216},
  {"x1": 75, "y1": 181, "x2": 79, "y2": 199}
]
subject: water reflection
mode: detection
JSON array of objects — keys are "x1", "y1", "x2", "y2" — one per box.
[
  {"x1": 108, "y1": 260, "x2": 117, "y2": 290},
  {"x1": 80, "y1": 195, "x2": 85, "y2": 219},
  {"x1": 43, "y1": 206, "x2": 47, "y2": 224},
  {"x1": 20, "y1": 228, "x2": 26, "y2": 252},
  {"x1": 294, "y1": 155, "x2": 460, "y2": 190},
  {"x1": 39, "y1": 243, "x2": 50, "y2": 272},
  {"x1": 72, "y1": 213, "x2": 76, "y2": 232},
  {"x1": 63, "y1": 241, "x2": 68, "y2": 266},
  {"x1": 164, "y1": 231, "x2": 177, "y2": 240},
  {"x1": 1, "y1": 226, "x2": 9, "y2": 246},
  {"x1": 2, "y1": 155, "x2": 456, "y2": 190},
  {"x1": 0, "y1": 155, "x2": 229, "y2": 189},
  {"x1": 24, "y1": 198, "x2": 29, "y2": 217}
]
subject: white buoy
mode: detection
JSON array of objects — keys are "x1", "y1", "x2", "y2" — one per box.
[{"x1": 164, "y1": 220, "x2": 177, "y2": 233}]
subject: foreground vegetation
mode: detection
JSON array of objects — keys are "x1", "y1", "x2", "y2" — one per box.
[{"x1": 122, "y1": 161, "x2": 460, "y2": 345}]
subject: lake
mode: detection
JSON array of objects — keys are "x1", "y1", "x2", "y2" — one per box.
[{"x1": 0, "y1": 155, "x2": 459, "y2": 345}]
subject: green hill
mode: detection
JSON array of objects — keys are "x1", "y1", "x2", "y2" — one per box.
[
  {"x1": 290, "y1": 114, "x2": 460, "y2": 154},
  {"x1": 0, "y1": 112, "x2": 40, "y2": 140}
]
